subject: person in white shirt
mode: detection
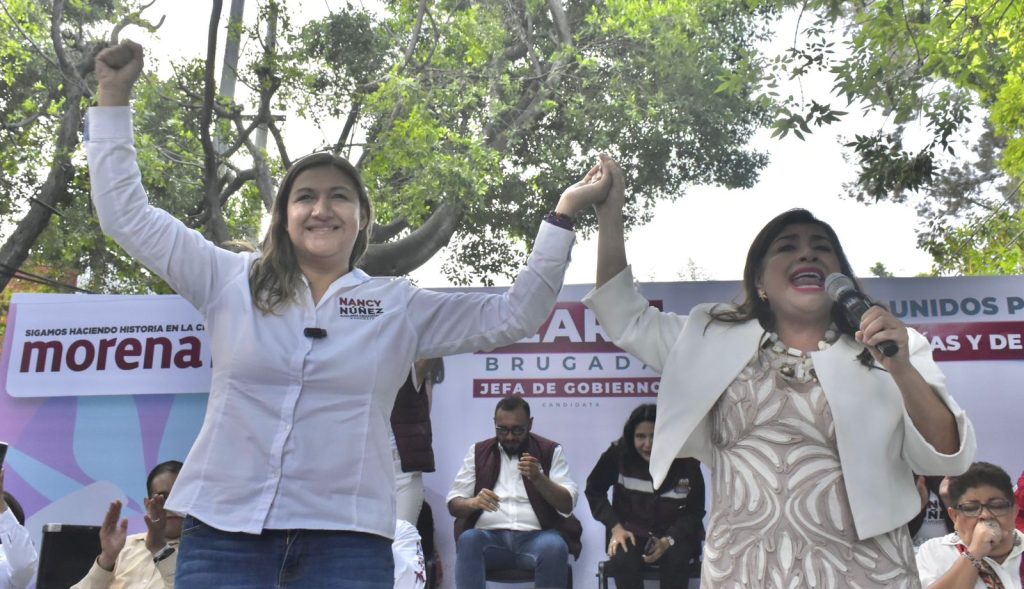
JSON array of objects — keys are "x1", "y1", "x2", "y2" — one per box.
[
  {"x1": 392, "y1": 520, "x2": 426, "y2": 589},
  {"x1": 448, "y1": 396, "x2": 581, "y2": 589},
  {"x1": 916, "y1": 462, "x2": 1023, "y2": 589},
  {"x1": 88, "y1": 41, "x2": 608, "y2": 588},
  {"x1": 0, "y1": 469, "x2": 38, "y2": 589}
]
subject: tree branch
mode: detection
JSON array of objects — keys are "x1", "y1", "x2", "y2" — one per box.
[
  {"x1": 369, "y1": 217, "x2": 409, "y2": 243},
  {"x1": 0, "y1": 5, "x2": 87, "y2": 292},
  {"x1": 200, "y1": 0, "x2": 229, "y2": 244},
  {"x1": 1, "y1": 112, "x2": 44, "y2": 131},
  {"x1": 359, "y1": 202, "x2": 463, "y2": 275},
  {"x1": 49, "y1": 0, "x2": 76, "y2": 78},
  {"x1": 400, "y1": 0, "x2": 428, "y2": 71},
  {"x1": 546, "y1": 0, "x2": 573, "y2": 47},
  {"x1": 269, "y1": 118, "x2": 291, "y2": 168},
  {"x1": 218, "y1": 168, "x2": 257, "y2": 205},
  {"x1": 333, "y1": 102, "x2": 362, "y2": 154}
]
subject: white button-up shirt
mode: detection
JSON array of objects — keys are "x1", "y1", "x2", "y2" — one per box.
[
  {"x1": 916, "y1": 530, "x2": 1024, "y2": 589},
  {"x1": 447, "y1": 443, "x2": 578, "y2": 530},
  {"x1": 0, "y1": 508, "x2": 37, "y2": 589},
  {"x1": 85, "y1": 107, "x2": 575, "y2": 538}
]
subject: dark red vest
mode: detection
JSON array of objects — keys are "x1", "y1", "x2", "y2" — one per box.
[
  {"x1": 390, "y1": 373, "x2": 435, "y2": 473},
  {"x1": 453, "y1": 433, "x2": 582, "y2": 558}
]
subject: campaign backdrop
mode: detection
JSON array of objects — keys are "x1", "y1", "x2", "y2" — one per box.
[{"x1": 2, "y1": 277, "x2": 1022, "y2": 588}]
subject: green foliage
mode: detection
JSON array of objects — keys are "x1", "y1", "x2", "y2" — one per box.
[
  {"x1": 747, "y1": 0, "x2": 1024, "y2": 275},
  {"x1": 869, "y1": 262, "x2": 893, "y2": 278},
  {"x1": 927, "y1": 206, "x2": 1024, "y2": 275},
  {"x1": 296, "y1": 0, "x2": 774, "y2": 282},
  {"x1": 2, "y1": 0, "x2": 780, "y2": 291}
]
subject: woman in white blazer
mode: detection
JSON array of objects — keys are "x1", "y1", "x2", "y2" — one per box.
[{"x1": 582, "y1": 156, "x2": 976, "y2": 588}]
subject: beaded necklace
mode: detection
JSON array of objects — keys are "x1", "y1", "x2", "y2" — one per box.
[{"x1": 763, "y1": 325, "x2": 839, "y2": 382}]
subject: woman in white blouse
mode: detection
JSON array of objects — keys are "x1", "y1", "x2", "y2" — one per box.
[{"x1": 88, "y1": 41, "x2": 609, "y2": 588}]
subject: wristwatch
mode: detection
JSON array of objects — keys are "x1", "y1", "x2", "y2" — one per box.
[{"x1": 152, "y1": 544, "x2": 175, "y2": 564}]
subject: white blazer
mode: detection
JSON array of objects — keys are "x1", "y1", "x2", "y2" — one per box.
[{"x1": 583, "y1": 267, "x2": 976, "y2": 540}]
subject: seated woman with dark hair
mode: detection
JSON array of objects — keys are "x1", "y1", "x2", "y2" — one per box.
[
  {"x1": 585, "y1": 404, "x2": 705, "y2": 589},
  {"x1": 916, "y1": 461, "x2": 1023, "y2": 588}
]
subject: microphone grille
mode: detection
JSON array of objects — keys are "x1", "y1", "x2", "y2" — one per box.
[{"x1": 824, "y1": 273, "x2": 855, "y2": 302}]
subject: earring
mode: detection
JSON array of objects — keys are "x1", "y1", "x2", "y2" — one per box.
[{"x1": 758, "y1": 289, "x2": 767, "y2": 301}]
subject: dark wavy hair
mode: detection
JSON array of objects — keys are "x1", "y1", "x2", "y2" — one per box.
[
  {"x1": 947, "y1": 461, "x2": 1014, "y2": 506},
  {"x1": 710, "y1": 209, "x2": 874, "y2": 365},
  {"x1": 249, "y1": 152, "x2": 374, "y2": 314},
  {"x1": 146, "y1": 460, "x2": 183, "y2": 497},
  {"x1": 2, "y1": 491, "x2": 25, "y2": 526},
  {"x1": 619, "y1": 403, "x2": 657, "y2": 463}
]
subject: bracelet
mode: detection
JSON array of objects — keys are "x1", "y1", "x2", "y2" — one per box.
[
  {"x1": 960, "y1": 549, "x2": 983, "y2": 571},
  {"x1": 543, "y1": 211, "x2": 574, "y2": 231}
]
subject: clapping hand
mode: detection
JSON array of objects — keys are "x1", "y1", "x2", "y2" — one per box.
[
  {"x1": 97, "y1": 500, "x2": 128, "y2": 571},
  {"x1": 144, "y1": 493, "x2": 169, "y2": 554}
]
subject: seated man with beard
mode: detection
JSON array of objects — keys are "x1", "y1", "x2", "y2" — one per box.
[{"x1": 448, "y1": 397, "x2": 581, "y2": 589}]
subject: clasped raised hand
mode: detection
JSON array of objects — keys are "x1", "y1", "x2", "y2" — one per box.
[
  {"x1": 95, "y1": 40, "x2": 145, "y2": 107},
  {"x1": 555, "y1": 154, "x2": 614, "y2": 217}
]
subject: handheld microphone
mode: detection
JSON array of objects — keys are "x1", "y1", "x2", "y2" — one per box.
[
  {"x1": 303, "y1": 327, "x2": 328, "y2": 339},
  {"x1": 824, "y1": 273, "x2": 898, "y2": 357}
]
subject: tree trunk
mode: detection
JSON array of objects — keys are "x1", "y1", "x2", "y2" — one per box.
[{"x1": 0, "y1": 86, "x2": 86, "y2": 293}]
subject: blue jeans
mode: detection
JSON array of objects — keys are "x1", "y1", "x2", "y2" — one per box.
[
  {"x1": 456, "y1": 528, "x2": 568, "y2": 589},
  {"x1": 176, "y1": 516, "x2": 394, "y2": 588}
]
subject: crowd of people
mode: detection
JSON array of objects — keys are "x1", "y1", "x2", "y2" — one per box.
[{"x1": 1, "y1": 38, "x2": 1023, "y2": 589}]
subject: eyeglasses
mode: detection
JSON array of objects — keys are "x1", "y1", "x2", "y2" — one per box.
[
  {"x1": 955, "y1": 499, "x2": 1013, "y2": 518},
  {"x1": 495, "y1": 426, "x2": 528, "y2": 437}
]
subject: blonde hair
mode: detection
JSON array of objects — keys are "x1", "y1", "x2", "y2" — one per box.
[{"x1": 249, "y1": 153, "x2": 374, "y2": 314}]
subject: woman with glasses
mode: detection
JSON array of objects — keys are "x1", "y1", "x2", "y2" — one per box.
[{"x1": 916, "y1": 461, "x2": 1023, "y2": 588}]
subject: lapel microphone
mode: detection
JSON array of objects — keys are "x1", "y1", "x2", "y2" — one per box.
[{"x1": 303, "y1": 327, "x2": 328, "y2": 339}]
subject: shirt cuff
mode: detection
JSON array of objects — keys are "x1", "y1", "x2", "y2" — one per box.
[
  {"x1": 85, "y1": 558, "x2": 116, "y2": 582},
  {"x1": 533, "y1": 219, "x2": 576, "y2": 260},
  {"x1": 85, "y1": 106, "x2": 133, "y2": 142}
]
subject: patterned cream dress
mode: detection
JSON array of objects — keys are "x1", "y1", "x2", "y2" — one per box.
[{"x1": 701, "y1": 349, "x2": 921, "y2": 588}]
